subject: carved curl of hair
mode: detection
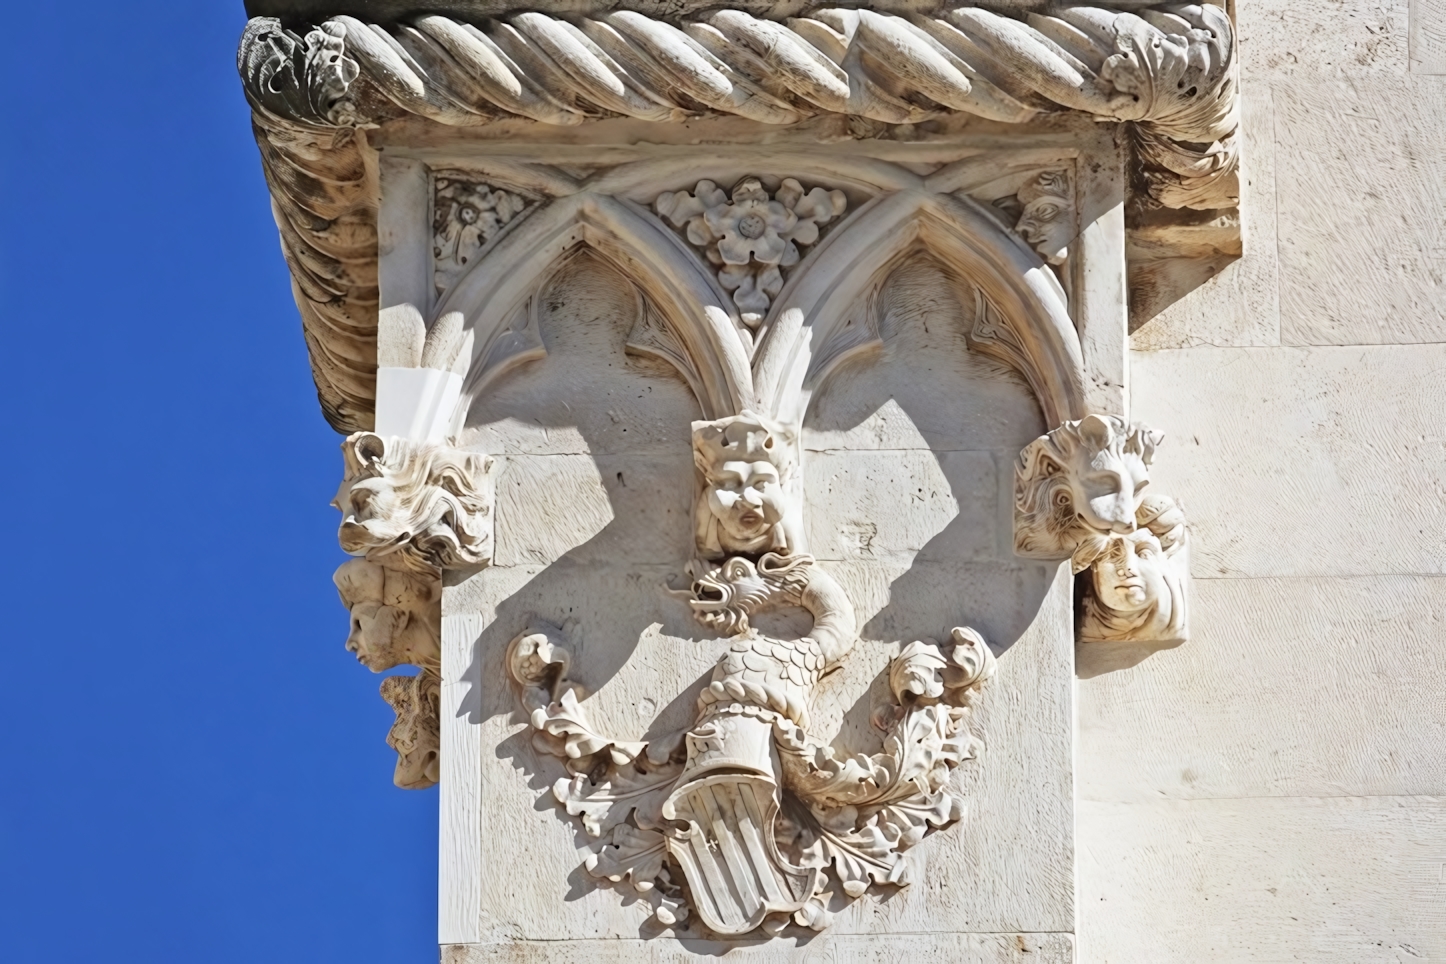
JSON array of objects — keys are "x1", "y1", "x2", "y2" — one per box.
[
  {"x1": 1014, "y1": 415, "x2": 1163, "y2": 558},
  {"x1": 334, "y1": 432, "x2": 495, "y2": 574}
]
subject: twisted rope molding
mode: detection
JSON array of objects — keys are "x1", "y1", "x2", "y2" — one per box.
[{"x1": 239, "y1": 4, "x2": 1237, "y2": 433}]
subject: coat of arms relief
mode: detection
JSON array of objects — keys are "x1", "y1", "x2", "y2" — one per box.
[
  {"x1": 315, "y1": 161, "x2": 1190, "y2": 937},
  {"x1": 235, "y1": 0, "x2": 1227, "y2": 944}
]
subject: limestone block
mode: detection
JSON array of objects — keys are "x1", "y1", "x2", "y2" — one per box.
[
  {"x1": 1275, "y1": 75, "x2": 1446, "y2": 346},
  {"x1": 1079, "y1": 575, "x2": 1446, "y2": 802},
  {"x1": 804, "y1": 449, "x2": 999, "y2": 565},
  {"x1": 1412, "y1": 0, "x2": 1446, "y2": 72},
  {"x1": 1078, "y1": 796, "x2": 1446, "y2": 963},
  {"x1": 1131, "y1": 87, "x2": 1280, "y2": 351},
  {"x1": 1238, "y1": 0, "x2": 1409, "y2": 76},
  {"x1": 443, "y1": 563, "x2": 1075, "y2": 942},
  {"x1": 494, "y1": 452, "x2": 694, "y2": 568},
  {"x1": 1130, "y1": 344, "x2": 1446, "y2": 578},
  {"x1": 443, "y1": 931, "x2": 1075, "y2": 963}
]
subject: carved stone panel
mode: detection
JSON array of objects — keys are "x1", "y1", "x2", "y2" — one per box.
[{"x1": 236, "y1": 2, "x2": 1235, "y2": 955}]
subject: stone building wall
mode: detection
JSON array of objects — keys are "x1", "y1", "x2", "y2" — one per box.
[{"x1": 1080, "y1": 1, "x2": 1446, "y2": 958}]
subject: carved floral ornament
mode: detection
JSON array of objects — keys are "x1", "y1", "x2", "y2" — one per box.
[{"x1": 237, "y1": 2, "x2": 1239, "y2": 434}]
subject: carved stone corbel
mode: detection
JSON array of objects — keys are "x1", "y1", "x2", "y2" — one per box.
[
  {"x1": 379, "y1": 670, "x2": 442, "y2": 790},
  {"x1": 1014, "y1": 414, "x2": 1190, "y2": 648},
  {"x1": 331, "y1": 431, "x2": 496, "y2": 787},
  {"x1": 333, "y1": 431, "x2": 495, "y2": 575}
]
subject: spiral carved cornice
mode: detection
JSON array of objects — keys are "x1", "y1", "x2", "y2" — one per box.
[{"x1": 239, "y1": 2, "x2": 1238, "y2": 433}]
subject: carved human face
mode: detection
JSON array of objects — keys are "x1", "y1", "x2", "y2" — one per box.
[
  {"x1": 1092, "y1": 531, "x2": 1167, "y2": 613},
  {"x1": 334, "y1": 559, "x2": 438, "y2": 672},
  {"x1": 705, "y1": 459, "x2": 786, "y2": 550},
  {"x1": 1016, "y1": 195, "x2": 1071, "y2": 264}
]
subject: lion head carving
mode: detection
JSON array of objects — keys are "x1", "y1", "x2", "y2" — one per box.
[
  {"x1": 1014, "y1": 414, "x2": 1164, "y2": 558},
  {"x1": 333, "y1": 432, "x2": 496, "y2": 574}
]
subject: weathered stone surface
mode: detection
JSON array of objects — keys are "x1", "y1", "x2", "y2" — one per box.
[
  {"x1": 444, "y1": 931, "x2": 1076, "y2": 963},
  {"x1": 1412, "y1": 0, "x2": 1446, "y2": 73},
  {"x1": 1078, "y1": 796, "x2": 1446, "y2": 962},
  {"x1": 1238, "y1": 0, "x2": 1409, "y2": 76},
  {"x1": 1275, "y1": 75, "x2": 1446, "y2": 346},
  {"x1": 1131, "y1": 344, "x2": 1446, "y2": 578},
  {"x1": 1080, "y1": 575, "x2": 1446, "y2": 802}
]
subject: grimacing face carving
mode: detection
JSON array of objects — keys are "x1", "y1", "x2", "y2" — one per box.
[{"x1": 693, "y1": 411, "x2": 801, "y2": 558}]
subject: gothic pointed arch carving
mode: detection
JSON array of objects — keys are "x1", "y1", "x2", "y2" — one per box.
[
  {"x1": 238, "y1": 1, "x2": 1222, "y2": 946},
  {"x1": 438, "y1": 192, "x2": 755, "y2": 424}
]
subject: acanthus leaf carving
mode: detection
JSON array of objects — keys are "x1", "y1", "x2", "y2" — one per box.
[{"x1": 655, "y1": 177, "x2": 847, "y2": 327}]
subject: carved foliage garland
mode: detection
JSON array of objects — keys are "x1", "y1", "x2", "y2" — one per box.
[{"x1": 502, "y1": 411, "x2": 999, "y2": 937}]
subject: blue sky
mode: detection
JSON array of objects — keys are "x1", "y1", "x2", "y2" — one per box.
[{"x1": 0, "y1": 3, "x2": 437, "y2": 961}]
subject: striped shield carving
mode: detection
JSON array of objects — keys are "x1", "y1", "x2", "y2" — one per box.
[{"x1": 662, "y1": 771, "x2": 819, "y2": 935}]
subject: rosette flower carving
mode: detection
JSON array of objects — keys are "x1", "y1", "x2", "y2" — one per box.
[
  {"x1": 655, "y1": 177, "x2": 847, "y2": 326},
  {"x1": 432, "y1": 177, "x2": 530, "y2": 295}
]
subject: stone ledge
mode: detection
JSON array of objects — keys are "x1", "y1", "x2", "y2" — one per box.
[{"x1": 441, "y1": 931, "x2": 1075, "y2": 963}]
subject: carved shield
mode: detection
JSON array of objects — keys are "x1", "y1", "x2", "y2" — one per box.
[{"x1": 662, "y1": 772, "x2": 818, "y2": 935}]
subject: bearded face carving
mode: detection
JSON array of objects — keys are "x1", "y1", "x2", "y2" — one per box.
[
  {"x1": 333, "y1": 558, "x2": 440, "y2": 673},
  {"x1": 692, "y1": 411, "x2": 803, "y2": 559},
  {"x1": 379, "y1": 671, "x2": 442, "y2": 790}
]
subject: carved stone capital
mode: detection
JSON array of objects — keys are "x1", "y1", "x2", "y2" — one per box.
[{"x1": 238, "y1": 3, "x2": 1241, "y2": 433}]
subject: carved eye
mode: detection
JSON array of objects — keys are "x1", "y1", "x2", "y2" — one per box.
[{"x1": 458, "y1": 204, "x2": 479, "y2": 224}]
